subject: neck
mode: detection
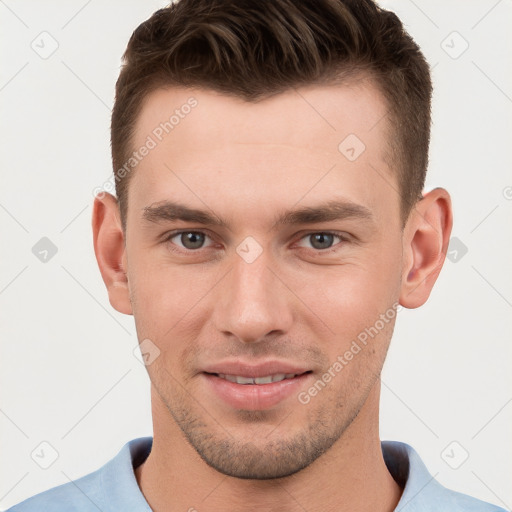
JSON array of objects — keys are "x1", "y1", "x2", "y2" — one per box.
[{"x1": 136, "y1": 381, "x2": 401, "y2": 512}]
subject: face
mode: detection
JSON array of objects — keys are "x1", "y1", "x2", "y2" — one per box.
[{"x1": 117, "y1": 81, "x2": 407, "y2": 478}]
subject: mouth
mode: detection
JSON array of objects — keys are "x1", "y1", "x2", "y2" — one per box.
[
  {"x1": 201, "y1": 370, "x2": 313, "y2": 410},
  {"x1": 206, "y1": 371, "x2": 312, "y2": 385}
]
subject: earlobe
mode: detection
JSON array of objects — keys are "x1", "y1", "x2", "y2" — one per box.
[
  {"x1": 400, "y1": 188, "x2": 453, "y2": 309},
  {"x1": 92, "y1": 193, "x2": 133, "y2": 315}
]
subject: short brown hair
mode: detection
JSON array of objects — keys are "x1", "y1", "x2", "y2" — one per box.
[{"x1": 111, "y1": 0, "x2": 432, "y2": 230}]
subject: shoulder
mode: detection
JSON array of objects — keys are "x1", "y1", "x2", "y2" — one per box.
[
  {"x1": 382, "y1": 441, "x2": 507, "y2": 512},
  {"x1": 5, "y1": 468, "x2": 104, "y2": 512},
  {"x1": 436, "y1": 487, "x2": 508, "y2": 512},
  {"x1": 5, "y1": 437, "x2": 153, "y2": 512}
]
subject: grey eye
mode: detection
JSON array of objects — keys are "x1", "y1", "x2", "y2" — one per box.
[
  {"x1": 309, "y1": 233, "x2": 335, "y2": 250},
  {"x1": 178, "y1": 232, "x2": 207, "y2": 250}
]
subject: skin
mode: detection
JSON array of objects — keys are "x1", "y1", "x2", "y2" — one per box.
[{"x1": 92, "y1": 80, "x2": 452, "y2": 512}]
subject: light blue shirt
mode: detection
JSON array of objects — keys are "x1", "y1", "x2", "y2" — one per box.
[{"x1": 6, "y1": 437, "x2": 506, "y2": 511}]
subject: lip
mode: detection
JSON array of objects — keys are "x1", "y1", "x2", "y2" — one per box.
[
  {"x1": 201, "y1": 360, "x2": 311, "y2": 378},
  {"x1": 201, "y1": 360, "x2": 313, "y2": 410}
]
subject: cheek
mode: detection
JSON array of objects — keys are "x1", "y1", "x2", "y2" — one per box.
[
  {"x1": 313, "y1": 262, "x2": 401, "y2": 337},
  {"x1": 305, "y1": 313, "x2": 396, "y2": 410},
  {"x1": 128, "y1": 253, "x2": 220, "y2": 345},
  {"x1": 301, "y1": 249, "x2": 402, "y2": 385}
]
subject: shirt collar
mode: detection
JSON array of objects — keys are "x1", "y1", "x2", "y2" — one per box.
[
  {"x1": 382, "y1": 440, "x2": 445, "y2": 511},
  {"x1": 106, "y1": 437, "x2": 452, "y2": 511}
]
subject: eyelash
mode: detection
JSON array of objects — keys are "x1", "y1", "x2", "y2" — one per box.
[{"x1": 161, "y1": 230, "x2": 350, "y2": 254}]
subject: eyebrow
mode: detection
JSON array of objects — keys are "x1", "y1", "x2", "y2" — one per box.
[{"x1": 141, "y1": 199, "x2": 373, "y2": 229}]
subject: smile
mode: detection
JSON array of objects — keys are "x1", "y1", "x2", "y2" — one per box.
[{"x1": 216, "y1": 373, "x2": 302, "y2": 385}]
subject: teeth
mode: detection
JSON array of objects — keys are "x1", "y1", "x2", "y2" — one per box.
[
  {"x1": 234, "y1": 376, "x2": 254, "y2": 384},
  {"x1": 216, "y1": 373, "x2": 298, "y2": 384},
  {"x1": 255, "y1": 375, "x2": 274, "y2": 384}
]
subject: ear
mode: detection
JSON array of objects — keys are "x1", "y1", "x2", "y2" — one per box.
[
  {"x1": 92, "y1": 192, "x2": 132, "y2": 315},
  {"x1": 400, "y1": 188, "x2": 453, "y2": 309}
]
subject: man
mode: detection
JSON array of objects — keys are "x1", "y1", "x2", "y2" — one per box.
[{"x1": 7, "y1": 0, "x2": 506, "y2": 510}]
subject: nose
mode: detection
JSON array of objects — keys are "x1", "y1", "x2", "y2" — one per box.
[{"x1": 212, "y1": 248, "x2": 294, "y2": 344}]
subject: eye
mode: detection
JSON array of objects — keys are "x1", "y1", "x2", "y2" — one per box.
[
  {"x1": 296, "y1": 232, "x2": 346, "y2": 251},
  {"x1": 165, "y1": 231, "x2": 215, "y2": 250},
  {"x1": 163, "y1": 230, "x2": 348, "y2": 253}
]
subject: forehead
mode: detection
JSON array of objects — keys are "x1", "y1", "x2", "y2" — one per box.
[
  {"x1": 134, "y1": 79, "x2": 389, "y2": 152},
  {"x1": 127, "y1": 81, "x2": 398, "y2": 228}
]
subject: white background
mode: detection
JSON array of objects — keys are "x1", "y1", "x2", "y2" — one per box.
[{"x1": 0, "y1": 0, "x2": 511, "y2": 510}]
